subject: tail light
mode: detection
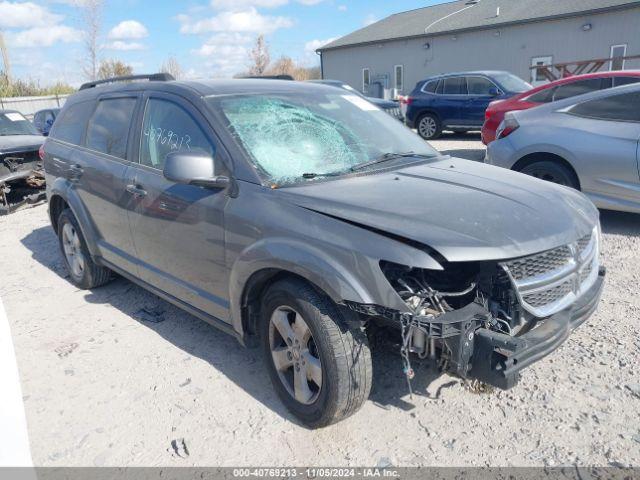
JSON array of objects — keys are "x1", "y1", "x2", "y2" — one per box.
[
  {"x1": 405, "y1": 97, "x2": 414, "y2": 106},
  {"x1": 38, "y1": 144, "x2": 45, "y2": 161},
  {"x1": 496, "y1": 114, "x2": 519, "y2": 140}
]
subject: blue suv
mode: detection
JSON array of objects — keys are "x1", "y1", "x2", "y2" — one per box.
[{"x1": 406, "y1": 71, "x2": 531, "y2": 139}]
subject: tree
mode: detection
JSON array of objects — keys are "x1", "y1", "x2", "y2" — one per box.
[
  {"x1": 248, "y1": 35, "x2": 270, "y2": 76},
  {"x1": 160, "y1": 56, "x2": 183, "y2": 80},
  {"x1": 264, "y1": 56, "x2": 322, "y2": 81},
  {"x1": 97, "y1": 59, "x2": 133, "y2": 80},
  {"x1": 80, "y1": 0, "x2": 104, "y2": 81}
]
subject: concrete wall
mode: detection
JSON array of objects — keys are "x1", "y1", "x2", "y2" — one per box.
[
  {"x1": 321, "y1": 7, "x2": 640, "y2": 97},
  {"x1": 0, "y1": 94, "x2": 69, "y2": 118}
]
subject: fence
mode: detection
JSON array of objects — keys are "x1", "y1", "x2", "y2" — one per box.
[{"x1": 0, "y1": 94, "x2": 70, "y2": 119}]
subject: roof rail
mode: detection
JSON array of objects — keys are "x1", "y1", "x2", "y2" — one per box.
[
  {"x1": 79, "y1": 73, "x2": 175, "y2": 91},
  {"x1": 240, "y1": 75, "x2": 294, "y2": 81}
]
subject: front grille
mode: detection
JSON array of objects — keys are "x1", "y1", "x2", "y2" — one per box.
[{"x1": 501, "y1": 227, "x2": 599, "y2": 317}]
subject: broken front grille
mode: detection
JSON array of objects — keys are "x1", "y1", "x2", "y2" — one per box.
[{"x1": 501, "y1": 228, "x2": 599, "y2": 318}]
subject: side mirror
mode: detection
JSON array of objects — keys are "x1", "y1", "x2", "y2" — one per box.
[
  {"x1": 488, "y1": 87, "x2": 500, "y2": 97},
  {"x1": 163, "y1": 150, "x2": 230, "y2": 189}
]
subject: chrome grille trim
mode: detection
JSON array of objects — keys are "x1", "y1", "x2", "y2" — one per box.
[{"x1": 501, "y1": 227, "x2": 599, "y2": 318}]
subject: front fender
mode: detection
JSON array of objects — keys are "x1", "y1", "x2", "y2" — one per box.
[
  {"x1": 228, "y1": 237, "x2": 386, "y2": 337},
  {"x1": 47, "y1": 176, "x2": 101, "y2": 258}
]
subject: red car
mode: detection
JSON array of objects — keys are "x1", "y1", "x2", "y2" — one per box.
[{"x1": 481, "y1": 71, "x2": 640, "y2": 145}]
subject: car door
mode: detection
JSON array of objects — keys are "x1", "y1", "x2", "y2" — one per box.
[
  {"x1": 437, "y1": 76, "x2": 468, "y2": 126},
  {"x1": 76, "y1": 94, "x2": 141, "y2": 272},
  {"x1": 564, "y1": 90, "x2": 640, "y2": 204},
  {"x1": 125, "y1": 92, "x2": 231, "y2": 321},
  {"x1": 464, "y1": 76, "x2": 500, "y2": 127}
]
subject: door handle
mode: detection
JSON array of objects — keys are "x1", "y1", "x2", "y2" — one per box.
[
  {"x1": 68, "y1": 164, "x2": 83, "y2": 181},
  {"x1": 126, "y1": 184, "x2": 148, "y2": 198}
]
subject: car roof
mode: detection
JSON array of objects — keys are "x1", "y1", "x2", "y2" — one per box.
[
  {"x1": 68, "y1": 78, "x2": 337, "y2": 104},
  {"x1": 0, "y1": 110, "x2": 22, "y2": 114},
  {"x1": 422, "y1": 71, "x2": 512, "y2": 82}
]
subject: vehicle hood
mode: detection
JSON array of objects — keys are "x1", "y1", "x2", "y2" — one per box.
[
  {"x1": 0, "y1": 135, "x2": 44, "y2": 154},
  {"x1": 366, "y1": 97, "x2": 397, "y2": 109},
  {"x1": 277, "y1": 157, "x2": 598, "y2": 263}
]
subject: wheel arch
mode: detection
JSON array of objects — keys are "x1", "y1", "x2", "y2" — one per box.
[{"x1": 512, "y1": 152, "x2": 581, "y2": 190}]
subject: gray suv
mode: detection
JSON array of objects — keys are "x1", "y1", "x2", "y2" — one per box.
[{"x1": 44, "y1": 74, "x2": 605, "y2": 428}]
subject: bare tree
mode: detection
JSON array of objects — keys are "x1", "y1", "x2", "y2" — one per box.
[
  {"x1": 80, "y1": 0, "x2": 104, "y2": 81},
  {"x1": 97, "y1": 59, "x2": 133, "y2": 80},
  {"x1": 248, "y1": 35, "x2": 270, "y2": 76},
  {"x1": 264, "y1": 56, "x2": 322, "y2": 81},
  {"x1": 160, "y1": 56, "x2": 183, "y2": 79}
]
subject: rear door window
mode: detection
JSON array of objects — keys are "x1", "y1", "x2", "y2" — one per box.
[
  {"x1": 570, "y1": 91, "x2": 640, "y2": 122},
  {"x1": 140, "y1": 98, "x2": 215, "y2": 170},
  {"x1": 49, "y1": 101, "x2": 95, "y2": 145},
  {"x1": 443, "y1": 77, "x2": 467, "y2": 95},
  {"x1": 552, "y1": 79, "x2": 604, "y2": 101},
  {"x1": 85, "y1": 97, "x2": 137, "y2": 159}
]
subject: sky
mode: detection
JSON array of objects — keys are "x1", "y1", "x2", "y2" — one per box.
[{"x1": 0, "y1": 0, "x2": 447, "y2": 86}]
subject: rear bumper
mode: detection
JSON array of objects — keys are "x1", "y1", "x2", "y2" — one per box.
[{"x1": 468, "y1": 267, "x2": 606, "y2": 389}]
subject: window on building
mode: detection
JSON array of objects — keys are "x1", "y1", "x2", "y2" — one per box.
[
  {"x1": 466, "y1": 76, "x2": 497, "y2": 95},
  {"x1": 570, "y1": 91, "x2": 640, "y2": 123},
  {"x1": 443, "y1": 76, "x2": 467, "y2": 95},
  {"x1": 552, "y1": 78, "x2": 605, "y2": 101},
  {"x1": 362, "y1": 68, "x2": 370, "y2": 94},
  {"x1": 85, "y1": 97, "x2": 137, "y2": 159},
  {"x1": 140, "y1": 99, "x2": 215, "y2": 170},
  {"x1": 531, "y1": 56, "x2": 553, "y2": 84},
  {"x1": 50, "y1": 101, "x2": 95, "y2": 145},
  {"x1": 610, "y1": 44, "x2": 627, "y2": 71},
  {"x1": 394, "y1": 65, "x2": 404, "y2": 94}
]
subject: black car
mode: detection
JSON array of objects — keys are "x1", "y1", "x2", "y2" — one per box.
[
  {"x1": 44, "y1": 74, "x2": 604, "y2": 428},
  {"x1": 0, "y1": 110, "x2": 45, "y2": 214}
]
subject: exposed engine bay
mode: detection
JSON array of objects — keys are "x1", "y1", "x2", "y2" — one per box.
[
  {"x1": 344, "y1": 235, "x2": 604, "y2": 392},
  {"x1": 0, "y1": 150, "x2": 46, "y2": 215}
]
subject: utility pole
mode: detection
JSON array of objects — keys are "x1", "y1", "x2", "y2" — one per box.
[{"x1": 0, "y1": 31, "x2": 11, "y2": 84}]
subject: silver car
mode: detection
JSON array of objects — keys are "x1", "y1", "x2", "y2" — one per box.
[{"x1": 486, "y1": 83, "x2": 640, "y2": 214}]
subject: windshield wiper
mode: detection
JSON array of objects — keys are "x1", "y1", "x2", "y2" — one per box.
[
  {"x1": 301, "y1": 171, "x2": 344, "y2": 179},
  {"x1": 350, "y1": 152, "x2": 435, "y2": 172}
]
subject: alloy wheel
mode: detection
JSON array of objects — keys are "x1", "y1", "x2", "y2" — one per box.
[
  {"x1": 62, "y1": 223, "x2": 85, "y2": 278},
  {"x1": 419, "y1": 116, "x2": 437, "y2": 139},
  {"x1": 268, "y1": 306, "x2": 322, "y2": 405}
]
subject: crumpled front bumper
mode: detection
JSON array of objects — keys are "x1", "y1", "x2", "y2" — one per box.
[{"x1": 468, "y1": 267, "x2": 606, "y2": 389}]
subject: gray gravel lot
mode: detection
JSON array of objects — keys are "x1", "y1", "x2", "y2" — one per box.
[
  {"x1": 1, "y1": 136, "x2": 639, "y2": 466},
  {"x1": 430, "y1": 132, "x2": 486, "y2": 162}
]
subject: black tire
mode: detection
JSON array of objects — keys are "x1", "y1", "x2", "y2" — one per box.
[
  {"x1": 259, "y1": 278, "x2": 372, "y2": 428},
  {"x1": 57, "y1": 209, "x2": 112, "y2": 289},
  {"x1": 416, "y1": 113, "x2": 442, "y2": 140},
  {"x1": 519, "y1": 160, "x2": 579, "y2": 190}
]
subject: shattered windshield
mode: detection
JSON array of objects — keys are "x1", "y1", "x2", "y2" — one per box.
[
  {"x1": 0, "y1": 112, "x2": 40, "y2": 136},
  {"x1": 208, "y1": 92, "x2": 438, "y2": 185}
]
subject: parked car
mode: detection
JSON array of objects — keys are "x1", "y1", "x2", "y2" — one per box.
[
  {"x1": 482, "y1": 71, "x2": 640, "y2": 144},
  {"x1": 307, "y1": 79, "x2": 404, "y2": 121},
  {"x1": 44, "y1": 74, "x2": 604, "y2": 428},
  {"x1": 33, "y1": 108, "x2": 61, "y2": 136},
  {"x1": 406, "y1": 71, "x2": 531, "y2": 139},
  {"x1": 0, "y1": 110, "x2": 45, "y2": 214},
  {"x1": 486, "y1": 83, "x2": 640, "y2": 214}
]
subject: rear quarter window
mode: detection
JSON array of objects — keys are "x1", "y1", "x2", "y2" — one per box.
[{"x1": 50, "y1": 101, "x2": 95, "y2": 145}]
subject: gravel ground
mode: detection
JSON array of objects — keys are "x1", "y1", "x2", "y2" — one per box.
[
  {"x1": 1, "y1": 162, "x2": 639, "y2": 467},
  {"x1": 429, "y1": 131, "x2": 487, "y2": 162}
]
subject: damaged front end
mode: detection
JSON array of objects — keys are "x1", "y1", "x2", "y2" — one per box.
[
  {"x1": 0, "y1": 148, "x2": 46, "y2": 215},
  {"x1": 344, "y1": 227, "x2": 605, "y2": 390}
]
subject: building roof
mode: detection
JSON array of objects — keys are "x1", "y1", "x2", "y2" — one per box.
[{"x1": 319, "y1": 0, "x2": 640, "y2": 51}]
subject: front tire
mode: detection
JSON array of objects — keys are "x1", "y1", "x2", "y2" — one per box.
[
  {"x1": 417, "y1": 113, "x2": 442, "y2": 140},
  {"x1": 57, "y1": 209, "x2": 112, "y2": 289},
  {"x1": 519, "y1": 160, "x2": 579, "y2": 189},
  {"x1": 260, "y1": 278, "x2": 372, "y2": 428}
]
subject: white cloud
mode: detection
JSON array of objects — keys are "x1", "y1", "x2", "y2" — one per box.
[
  {"x1": 210, "y1": 0, "x2": 288, "y2": 9},
  {"x1": 363, "y1": 13, "x2": 377, "y2": 26},
  {"x1": 178, "y1": 7, "x2": 293, "y2": 35},
  {"x1": 296, "y1": 0, "x2": 324, "y2": 5},
  {"x1": 338, "y1": 5, "x2": 347, "y2": 11},
  {"x1": 108, "y1": 20, "x2": 148, "y2": 40},
  {"x1": 6, "y1": 24, "x2": 81, "y2": 48},
  {"x1": 192, "y1": 32, "x2": 253, "y2": 77},
  {"x1": 0, "y1": 1, "x2": 63, "y2": 29},
  {"x1": 104, "y1": 40, "x2": 146, "y2": 51},
  {"x1": 304, "y1": 37, "x2": 336, "y2": 54}
]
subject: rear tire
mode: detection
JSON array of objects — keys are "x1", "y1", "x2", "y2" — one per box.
[
  {"x1": 519, "y1": 160, "x2": 579, "y2": 189},
  {"x1": 259, "y1": 278, "x2": 372, "y2": 428},
  {"x1": 417, "y1": 113, "x2": 442, "y2": 140},
  {"x1": 57, "y1": 209, "x2": 112, "y2": 289}
]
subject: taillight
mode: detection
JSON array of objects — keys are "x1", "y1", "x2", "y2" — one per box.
[
  {"x1": 405, "y1": 97, "x2": 414, "y2": 106},
  {"x1": 38, "y1": 144, "x2": 45, "y2": 161},
  {"x1": 496, "y1": 115, "x2": 520, "y2": 139}
]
